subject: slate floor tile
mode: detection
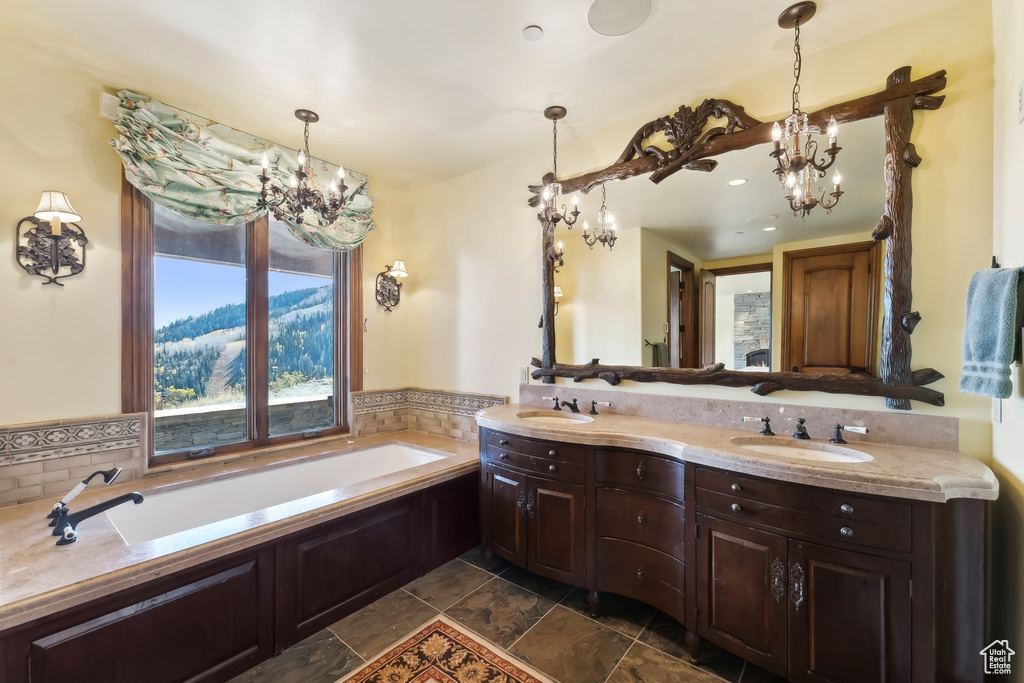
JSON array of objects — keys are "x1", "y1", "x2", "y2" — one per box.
[
  {"x1": 327, "y1": 589, "x2": 438, "y2": 659},
  {"x1": 459, "y1": 544, "x2": 512, "y2": 575},
  {"x1": 639, "y1": 610, "x2": 745, "y2": 682},
  {"x1": 509, "y1": 605, "x2": 633, "y2": 683},
  {"x1": 560, "y1": 587, "x2": 656, "y2": 639},
  {"x1": 227, "y1": 629, "x2": 360, "y2": 683},
  {"x1": 607, "y1": 641, "x2": 727, "y2": 683},
  {"x1": 498, "y1": 563, "x2": 575, "y2": 603},
  {"x1": 404, "y1": 558, "x2": 494, "y2": 610},
  {"x1": 445, "y1": 576, "x2": 555, "y2": 649}
]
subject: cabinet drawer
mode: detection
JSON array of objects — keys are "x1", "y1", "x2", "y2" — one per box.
[
  {"x1": 595, "y1": 487, "x2": 685, "y2": 562},
  {"x1": 483, "y1": 449, "x2": 584, "y2": 483},
  {"x1": 696, "y1": 488, "x2": 912, "y2": 554},
  {"x1": 695, "y1": 466, "x2": 911, "y2": 529},
  {"x1": 595, "y1": 538, "x2": 685, "y2": 624},
  {"x1": 486, "y1": 432, "x2": 585, "y2": 463},
  {"x1": 595, "y1": 450, "x2": 685, "y2": 502}
]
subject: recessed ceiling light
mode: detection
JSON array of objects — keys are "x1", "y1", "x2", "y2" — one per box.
[
  {"x1": 523, "y1": 25, "x2": 544, "y2": 41},
  {"x1": 735, "y1": 231, "x2": 745, "y2": 235},
  {"x1": 588, "y1": 0, "x2": 652, "y2": 36},
  {"x1": 729, "y1": 178, "x2": 747, "y2": 186},
  {"x1": 763, "y1": 226, "x2": 777, "y2": 231}
]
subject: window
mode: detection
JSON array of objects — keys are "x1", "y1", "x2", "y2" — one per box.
[{"x1": 122, "y1": 179, "x2": 363, "y2": 466}]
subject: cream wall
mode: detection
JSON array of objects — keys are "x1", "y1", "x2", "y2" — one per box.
[
  {"x1": 639, "y1": 230, "x2": 703, "y2": 368},
  {"x1": 405, "y1": 0, "x2": 994, "y2": 456},
  {"x1": 991, "y1": 0, "x2": 1024, "y2": 666},
  {"x1": 0, "y1": 36, "x2": 410, "y2": 426}
]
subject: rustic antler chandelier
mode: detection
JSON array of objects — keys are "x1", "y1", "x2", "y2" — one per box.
[
  {"x1": 257, "y1": 109, "x2": 348, "y2": 226},
  {"x1": 581, "y1": 184, "x2": 617, "y2": 250},
  {"x1": 769, "y1": 2, "x2": 843, "y2": 218}
]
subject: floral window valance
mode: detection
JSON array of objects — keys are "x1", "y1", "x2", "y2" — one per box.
[{"x1": 108, "y1": 90, "x2": 374, "y2": 251}]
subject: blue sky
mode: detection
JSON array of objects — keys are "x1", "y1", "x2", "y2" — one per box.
[{"x1": 154, "y1": 258, "x2": 328, "y2": 329}]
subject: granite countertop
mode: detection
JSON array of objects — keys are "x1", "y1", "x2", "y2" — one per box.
[
  {"x1": 476, "y1": 404, "x2": 998, "y2": 503},
  {"x1": 0, "y1": 431, "x2": 478, "y2": 634}
]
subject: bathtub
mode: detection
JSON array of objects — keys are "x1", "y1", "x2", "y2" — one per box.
[{"x1": 105, "y1": 443, "x2": 447, "y2": 546}]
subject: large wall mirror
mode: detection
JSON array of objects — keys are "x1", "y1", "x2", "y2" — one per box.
[{"x1": 531, "y1": 67, "x2": 949, "y2": 409}]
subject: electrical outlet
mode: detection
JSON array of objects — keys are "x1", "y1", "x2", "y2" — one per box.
[
  {"x1": 519, "y1": 366, "x2": 529, "y2": 384},
  {"x1": 99, "y1": 92, "x2": 119, "y2": 120},
  {"x1": 1018, "y1": 79, "x2": 1024, "y2": 125}
]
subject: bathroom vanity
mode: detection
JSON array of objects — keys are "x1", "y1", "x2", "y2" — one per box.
[{"x1": 476, "y1": 404, "x2": 997, "y2": 683}]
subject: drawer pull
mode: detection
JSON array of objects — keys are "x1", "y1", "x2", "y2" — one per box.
[
  {"x1": 548, "y1": 450, "x2": 557, "y2": 457},
  {"x1": 517, "y1": 491, "x2": 527, "y2": 518},
  {"x1": 637, "y1": 511, "x2": 647, "y2": 525},
  {"x1": 731, "y1": 503, "x2": 742, "y2": 513},
  {"x1": 499, "y1": 453, "x2": 509, "y2": 460},
  {"x1": 790, "y1": 563, "x2": 805, "y2": 612},
  {"x1": 840, "y1": 526, "x2": 854, "y2": 538},
  {"x1": 527, "y1": 492, "x2": 536, "y2": 520},
  {"x1": 637, "y1": 566, "x2": 647, "y2": 582},
  {"x1": 731, "y1": 483, "x2": 742, "y2": 492},
  {"x1": 499, "y1": 439, "x2": 509, "y2": 446},
  {"x1": 548, "y1": 464, "x2": 557, "y2": 472},
  {"x1": 636, "y1": 462, "x2": 647, "y2": 479},
  {"x1": 840, "y1": 504, "x2": 854, "y2": 514},
  {"x1": 770, "y1": 557, "x2": 786, "y2": 603}
]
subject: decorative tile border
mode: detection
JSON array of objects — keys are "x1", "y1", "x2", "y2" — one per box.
[
  {"x1": 353, "y1": 388, "x2": 507, "y2": 417},
  {"x1": 1, "y1": 414, "x2": 145, "y2": 467}
]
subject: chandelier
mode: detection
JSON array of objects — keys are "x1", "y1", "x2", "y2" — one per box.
[
  {"x1": 539, "y1": 106, "x2": 580, "y2": 235},
  {"x1": 769, "y1": 2, "x2": 843, "y2": 218},
  {"x1": 257, "y1": 109, "x2": 348, "y2": 226},
  {"x1": 582, "y1": 184, "x2": 617, "y2": 250}
]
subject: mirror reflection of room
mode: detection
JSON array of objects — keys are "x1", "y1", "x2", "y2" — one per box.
[{"x1": 712, "y1": 271, "x2": 772, "y2": 371}]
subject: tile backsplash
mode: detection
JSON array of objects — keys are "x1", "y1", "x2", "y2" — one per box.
[
  {"x1": 0, "y1": 414, "x2": 147, "y2": 507},
  {"x1": 352, "y1": 387, "x2": 507, "y2": 441},
  {"x1": 519, "y1": 384, "x2": 959, "y2": 452}
]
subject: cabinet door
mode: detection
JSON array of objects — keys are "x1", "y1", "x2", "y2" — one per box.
[
  {"x1": 422, "y1": 473, "x2": 480, "y2": 571},
  {"x1": 696, "y1": 514, "x2": 788, "y2": 676},
  {"x1": 787, "y1": 540, "x2": 911, "y2": 683},
  {"x1": 528, "y1": 476, "x2": 586, "y2": 585},
  {"x1": 483, "y1": 463, "x2": 529, "y2": 567}
]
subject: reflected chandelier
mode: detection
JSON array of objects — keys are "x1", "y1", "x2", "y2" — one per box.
[
  {"x1": 582, "y1": 184, "x2": 617, "y2": 250},
  {"x1": 257, "y1": 109, "x2": 348, "y2": 226},
  {"x1": 769, "y1": 2, "x2": 843, "y2": 218}
]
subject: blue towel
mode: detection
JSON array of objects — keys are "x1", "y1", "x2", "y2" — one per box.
[{"x1": 959, "y1": 268, "x2": 1024, "y2": 398}]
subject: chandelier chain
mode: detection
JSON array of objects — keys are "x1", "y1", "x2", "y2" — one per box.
[
  {"x1": 792, "y1": 21, "x2": 802, "y2": 115},
  {"x1": 552, "y1": 118, "x2": 558, "y2": 178},
  {"x1": 303, "y1": 122, "x2": 311, "y2": 159}
]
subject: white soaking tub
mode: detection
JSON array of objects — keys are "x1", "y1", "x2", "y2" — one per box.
[{"x1": 106, "y1": 443, "x2": 447, "y2": 546}]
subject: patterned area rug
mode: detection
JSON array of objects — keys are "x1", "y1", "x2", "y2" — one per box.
[{"x1": 339, "y1": 616, "x2": 552, "y2": 683}]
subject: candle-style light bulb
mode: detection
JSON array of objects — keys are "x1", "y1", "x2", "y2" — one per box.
[
  {"x1": 338, "y1": 166, "x2": 345, "y2": 179},
  {"x1": 786, "y1": 172, "x2": 796, "y2": 188},
  {"x1": 558, "y1": 240, "x2": 563, "y2": 252},
  {"x1": 290, "y1": 175, "x2": 297, "y2": 188},
  {"x1": 827, "y1": 116, "x2": 839, "y2": 142},
  {"x1": 261, "y1": 153, "x2": 269, "y2": 173},
  {"x1": 772, "y1": 121, "x2": 782, "y2": 142},
  {"x1": 582, "y1": 220, "x2": 589, "y2": 235},
  {"x1": 329, "y1": 180, "x2": 338, "y2": 195},
  {"x1": 571, "y1": 195, "x2": 578, "y2": 207},
  {"x1": 833, "y1": 170, "x2": 842, "y2": 191},
  {"x1": 297, "y1": 150, "x2": 305, "y2": 167}
]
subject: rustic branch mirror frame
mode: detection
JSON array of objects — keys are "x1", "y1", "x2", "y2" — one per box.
[{"x1": 529, "y1": 66, "x2": 947, "y2": 409}]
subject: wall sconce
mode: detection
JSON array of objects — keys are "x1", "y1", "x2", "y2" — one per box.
[
  {"x1": 375, "y1": 259, "x2": 408, "y2": 311},
  {"x1": 554, "y1": 285, "x2": 564, "y2": 316},
  {"x1": 15, "y1": 191, "x2": 88, "y2": 286}
]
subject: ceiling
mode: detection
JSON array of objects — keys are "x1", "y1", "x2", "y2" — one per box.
[{"x1": 4, "y1": 0, "x2": 962, "y2": 187}]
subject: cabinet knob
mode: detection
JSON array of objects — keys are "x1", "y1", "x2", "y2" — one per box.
[
  {"x1": 499, "y1": 453, "x2": 508, "y2": 460},
  {"x1": 731, "y1": 483, "x2": 742, "y2": 492},
  {"x1": 548, "y1": 464, "x2": 557, "y2": 472},
  {"x1": 637, "y1": 566, "x2": 647, "y2": 582},
  {"x1": 840, "y1": 504, "x2": 854, "y2": 514},
  {"x1": 731, "y1": 503, "x2": 742, "y2": 513},
  {"x1": 840, "y1": 526, "x2": 854, "y2": 538},
  {"x1": 548, "y1": 450, "x2": 556, "y2": 456},
  {"x1": 499, "y1": 439, "x2": 509, "y2": 446},
  {"x1": 636, "y1": 462, "x2": 647, "y2": 479},
  {"x1": 637, "y1": 511, "x2": 647, "y2": 525}
]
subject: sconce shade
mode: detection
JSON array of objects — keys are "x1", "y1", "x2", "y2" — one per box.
[
  {"x1": 554, "y1": 286, "x2": 564, "y2": 299},
  {"x1": 33, "y1": 191, "x2": 81, "y2": 223},
  {"x1": 390, "y1": 259, "x2": 408, "y2": 278}
]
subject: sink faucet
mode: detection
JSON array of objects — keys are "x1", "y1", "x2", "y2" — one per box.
[
  {"x1": 589, "y1": 401, "x2": 611, "y2": 415},
  {"x1": 742, "y1": 416, "x2": 774, "y2": 436},
  {"x1": 52, "y1": 492, "x2": 144, "y2": 545},
  {"x1": 560, "y1": 398, "x2": 580, "y2": 413},
  {"x1": 829, "y1": 424, "x2": 869, "y2": 445},
  {"x1": 46, "y1": 467, "x2": 123, "y2": 525},
  {"x1": 792, "y1": 418, "x2": 810, "y2": 440}
]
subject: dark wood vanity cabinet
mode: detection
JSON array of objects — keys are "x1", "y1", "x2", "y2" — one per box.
[
  {"x1": 479, "y1": 429, "x2": 985, "y2": 683},
  {"x1": 480, "y1": 431, "x2": 585, "y2": 584}
]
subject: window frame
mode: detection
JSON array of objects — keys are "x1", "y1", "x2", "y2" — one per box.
[{"x1": 121, "y1": 177, "x2": 363, "y2": 467}]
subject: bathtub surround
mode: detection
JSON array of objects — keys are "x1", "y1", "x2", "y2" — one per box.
[
  {"x1": 352, "y1": 387, "x2": 507, "y2": 440},
  {"x1": 520, "y1": 384, "x2": 958, "y2": 452},
  {"x1": 0, "y1": 413, "x2": 146, "y2": 507}
]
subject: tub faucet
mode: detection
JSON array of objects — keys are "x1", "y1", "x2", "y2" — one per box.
[
  {"x1": 53, "y1": 492, "x2": 144, "y2": 545},
  {"x1": 46, "y1": 468, "x2": 123, "y2": 525},
  {"x1": 561, "y1": 398, "x2": 580, "y2": 413}
]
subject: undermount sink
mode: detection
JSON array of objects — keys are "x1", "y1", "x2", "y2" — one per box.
[
  {"x1": 516, "y1": 410, "x2": 595, "y2": 425},
  {"x1": 730, "y1": 437, "x2": 874, "y2": 463}
]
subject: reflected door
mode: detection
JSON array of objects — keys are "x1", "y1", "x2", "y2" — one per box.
[{"x1": 699, "y1": 269, "x2": 716, "y2": 368}]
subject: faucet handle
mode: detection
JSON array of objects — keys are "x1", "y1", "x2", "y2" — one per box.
[
  {"x1": 843, "y1": 425, "x2": 869, "y2": 434},
  {"x1": 742, "y1": 416, "x2": 774, "y2": 436},
  {"x1": 589, "y1": 401, "x2": 611, "y2": 415},
  {"x1": 541, "y1": 396, "x2": 561, "y2": 410}
]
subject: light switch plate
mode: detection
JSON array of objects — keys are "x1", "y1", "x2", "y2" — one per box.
[
  {"x1": 519, "y1": 366, "x2": 529, "y2": 384},
  {"x1": 99, "y1": 92, "x2": 119, "y2": 120},
  {"x1": 992, "y1": 397, "x2": 1003, "y2": 424},
  {"x1": 1018, "y1": 78, "x2": 1024, "y2": 125}
]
